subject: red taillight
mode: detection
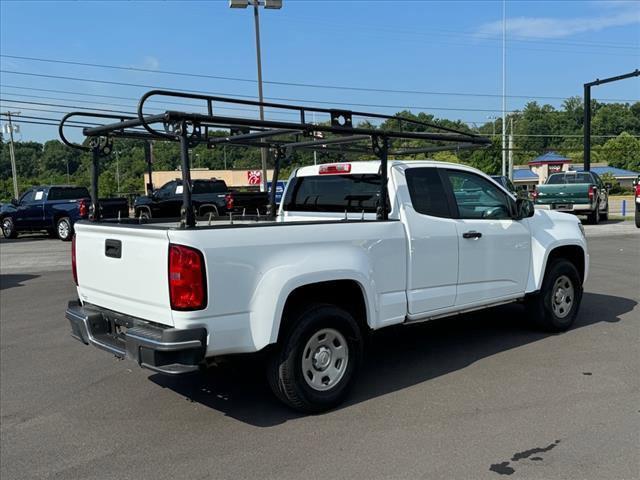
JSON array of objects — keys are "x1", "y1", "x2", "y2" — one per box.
[
  {"x1": 71, "y1": 235, "x2": 78, "y2": 285},
  {"x1": 319, "y1": 163, "x2": 351, "y2": 175},
  {"x1": 168, "y1": 244, "x2": 206, "y2": 311},
  {"x1": 635, "y1": 184, "x2": 640, "y2": 198},
  {"x1": 588, "y1": 186, "x2": 596, "y2": 201},
  {"x1": 77, "y1": 199, "x2": 89, "y2": 218},
  {"x1": 225, "y1": 193, "x2": 234, "y2": 211}
]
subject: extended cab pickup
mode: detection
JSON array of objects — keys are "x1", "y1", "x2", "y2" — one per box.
[
  {"x1": 1, "y1": 185, "x2": 128, "y2": 241},
  {"x1": 134, "y1": 178, "x2": 269, "y2": 220},
  {"x1": 66, "y1": 161, "x2": 588, "y2": 412},
  {"x1": 534, "y1": 171, "x2": 609, "y2": 224}
]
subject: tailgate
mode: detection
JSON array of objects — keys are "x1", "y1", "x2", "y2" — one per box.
[
  {"x1": 74, "y1": 223, "x2": 173, "y2": 326},
  {"x1": 536, "y1": 185, "x2": 589, "y2": 204}
]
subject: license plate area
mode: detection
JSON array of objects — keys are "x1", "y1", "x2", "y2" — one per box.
[{"x1": 554, "y1": 204, "x2": 572, "y2": 210}]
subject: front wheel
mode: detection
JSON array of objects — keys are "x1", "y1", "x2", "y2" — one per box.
[
  {"x1": 526, "y1": 259, "x2": 582, "y2": 332},
  {"x1": 267, "y1": 304, "x2": 363, "y2": 413},
  {"x1": 56, "y1": 217, "x2": 72, "y2": 241},
  {"x1": 601, "y1": 203, "x2": 609, "y2": 221},
  {"x1": 1, "y1": 217, "x2": 17, "y2": 239}
]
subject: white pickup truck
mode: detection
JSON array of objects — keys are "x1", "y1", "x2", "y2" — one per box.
[{"x1": 67, "y1": 160, "x2": 588, "y2": 412}]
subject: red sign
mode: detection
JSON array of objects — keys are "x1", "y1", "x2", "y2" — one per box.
[
  {"x1": 548, "y1": 164, "x2": 563, "y2": 173},
  {"x1": 247, "y1": 170, "x2": 262, "y2": 185}
]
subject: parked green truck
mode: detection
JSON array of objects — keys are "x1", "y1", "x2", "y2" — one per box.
[{"x1": 533, "y1": 171, "x2": 609, "y2": 224}]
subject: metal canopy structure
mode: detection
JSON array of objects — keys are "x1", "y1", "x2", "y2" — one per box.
[{"x1": 59, "y1": 89, "x2": 491, "y2": 228}]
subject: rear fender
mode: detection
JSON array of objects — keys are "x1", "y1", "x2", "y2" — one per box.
[{"x1": 248, "y1": 251, "x2": 377, "y2": 351}]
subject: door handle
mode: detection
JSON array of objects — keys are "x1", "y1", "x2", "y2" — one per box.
[{"x1": 462, "y1": 231, "x2": 482, "y2": 239}]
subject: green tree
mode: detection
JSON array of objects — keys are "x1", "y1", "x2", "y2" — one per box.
[{"x1": 600, "y1": 132, "x2": 640, "y2": 171}]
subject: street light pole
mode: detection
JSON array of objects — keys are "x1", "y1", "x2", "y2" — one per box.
[
  {"x1": 2, "y1": 111, "x2": 20, "y2": 200},
  {"x1": 252, "y1": 1, "x2": 268, "y2": 192},
  {"x1": 230, "y1": 0, "x2": 282, "y2": 192},
  {"x1": 583, "y1": 69, "x2": 639, "y2": 172}
]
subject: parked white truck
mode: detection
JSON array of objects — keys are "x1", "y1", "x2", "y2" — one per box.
[{"x1": 67, "y1": 160, "x2": 588, "y2": 412}]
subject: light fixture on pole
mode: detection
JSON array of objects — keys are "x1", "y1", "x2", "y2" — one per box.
[{"x1": 229, "y1": 0, "x2": 283, "y2": 192}]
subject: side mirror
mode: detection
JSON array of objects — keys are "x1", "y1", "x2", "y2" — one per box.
[
  {"x1": 10, "y1": 198, "x2": 18, "y2": 206},
  {"x1": 516, "y1": 198, "x2": 535, "y2": 219},
  {"x1": 604, "y1": 183, "x2": 612, "y2": 190}
]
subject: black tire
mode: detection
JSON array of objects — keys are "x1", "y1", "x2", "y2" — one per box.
[
  {"x1": 56, "y1": 217, "x2": 72, "y2": 241},
  {"x1": 267, "y1": 304, "x2": 363, "y2": 413},
  {"x1": 635, "y1": 206, "x2": 640, "y2": 228},
  {"x1": 588, "y1": 206, "x2": 600, "y2": 225},
  {"x1": 1, "y1": 217, "x2": 17, "y2": 239},
  {"x1": 526, "y1": 259, "x2": 582, "y2": 332},
  {"x1": 137, "y1": 209, "x2": 151, "y2": 220}
]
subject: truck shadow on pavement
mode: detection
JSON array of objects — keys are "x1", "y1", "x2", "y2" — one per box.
[
  {"x1": 150, "y1": 291, "x2": 636, "y2": 427},
  {"x1": 0, "y1": 273, "x2": 40, "y2": 290}
]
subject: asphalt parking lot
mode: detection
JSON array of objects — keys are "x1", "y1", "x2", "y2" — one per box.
[{"x1": 1, "y1": 223, "x2": 638, "y2": 480}]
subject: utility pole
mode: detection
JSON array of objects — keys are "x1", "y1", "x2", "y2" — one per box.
[
  {"x1": 583, "y1": 69, "x2": 639, "y2": 171},
  {"x1": 508, "y1": 116, "x2": 514, "y2": 181},
  {"x1": 501, "y1": 0, "x2": 507, "y2": 177},
  {"x1": 115, "y1": 150, "x2": 121, "y2": 194},
  {"x1": 2, "y1": 111, "x2": 20, "y2": 200}
]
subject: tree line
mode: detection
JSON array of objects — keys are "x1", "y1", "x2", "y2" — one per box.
[{"x1": 1, "y1": 97, "x2": 639, "y2": 201}]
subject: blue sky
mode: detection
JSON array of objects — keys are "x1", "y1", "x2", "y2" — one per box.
[{"x1": 1, "y1": 0, "x2": 639, "y2": 142}]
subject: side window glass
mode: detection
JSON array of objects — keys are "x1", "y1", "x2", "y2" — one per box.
[
  {"x1": 405, "y1": 168, "x2": 451, "y2": 218},
  {"x1": 446, "y1": 170, "x2": 512, "y2": 220},
  {"x1": 19, "y1": 190, "x2": 35, "y2": 204},
  {"x1": 157, "y1": 182, "x2": 175, "y2": 198}
]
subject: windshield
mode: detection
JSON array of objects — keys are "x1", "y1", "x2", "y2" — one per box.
[
  {"x1": 283, "y1": 174, "x2": 380, "y2": 213},
  {"x1": 546, "y1": 173, "x2": 593, "y2": 185}
]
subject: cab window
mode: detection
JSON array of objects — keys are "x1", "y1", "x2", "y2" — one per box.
[{"x1": 445, "y1": 170, "x2": 512, "y2": 220}]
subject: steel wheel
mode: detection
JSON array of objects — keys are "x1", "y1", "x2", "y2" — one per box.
[
  {"x1": 301, "y1": 328, "x2": 349, "y2": 392},
  {"x1": 551, "y1": 275, "x2": 574, "y2": 319}
]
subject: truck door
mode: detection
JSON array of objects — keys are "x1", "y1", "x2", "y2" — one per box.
[
  {"x1": 395, "y1": 166, "x2": 459, "y2": 315},
  {"x1": 442, "y1": 169, "x2": 530, "y2": 306},
  {"x1": 14, "y1": 188, "x2": 44, "y2": 229}
]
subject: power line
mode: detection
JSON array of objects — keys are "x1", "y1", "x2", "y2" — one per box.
[
  {"x1": 2, "y1": 58, "x2": 638, "y2": 102},
  {"x1": 0, "y1": 84, "x2": 523, "y2": 115}
]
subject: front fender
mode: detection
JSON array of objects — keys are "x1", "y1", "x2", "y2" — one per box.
[{"x1": 526, "y1": 210, "x2": 588, "y2": 292}]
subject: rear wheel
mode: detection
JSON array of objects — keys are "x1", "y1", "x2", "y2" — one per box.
[
  {"x1": 56, "y1": 217, "x2": 72, "y2": 241},
  {"x1": 137, "y1": 209, "x2": 151, "y2": 220},
  {"x1": 267, "y1": 304, "x2": 363, "y2": 413},
  {"x1": 601, "y1": 202, "x2": 609, "y2": 221},
  {"x1": 635, "y1": 205, "x2": 640, "y2": 228},
  {"x1": 526, "y1": 259, "x2": 582, "y2": 332},
  {"x1": 1, "y1": 217, "x2": 17, "y2": 239},
  {"x1": 588, "y1": 205, "x2": 600, "y2": 225}
]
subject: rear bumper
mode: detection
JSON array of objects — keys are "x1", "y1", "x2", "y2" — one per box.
[{"x1": 66, "y1": 301, "x2": 206, "y2": 375}]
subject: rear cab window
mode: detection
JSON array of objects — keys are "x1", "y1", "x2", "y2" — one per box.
[
  {"x1": 48, "y1": 187, "x2": 90, "y2": 201},
  {"x1": 283, "y1": 174, "x2": 381, "y2": 213},
  {"x1": 192, "y1": 180, "x2": 228, "y2": 194}
]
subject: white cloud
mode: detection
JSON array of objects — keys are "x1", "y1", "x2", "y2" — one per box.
[
  {"x1": 477, "y1": 2, "x2": 640, "y2": 39},
  {"x1": 141, "y1": 56, "x2": 160, "y2": 70}
]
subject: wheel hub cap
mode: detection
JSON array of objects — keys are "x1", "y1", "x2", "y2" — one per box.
[
  {"x1": 552, "y1": 275, "x2": 574, "y2": 319},
  {"x1": 301, "y1": 328, "x2": 349, "y2": 392}
]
